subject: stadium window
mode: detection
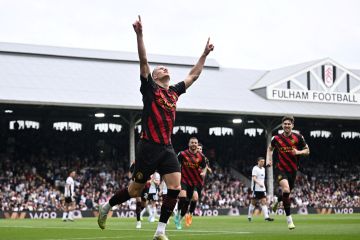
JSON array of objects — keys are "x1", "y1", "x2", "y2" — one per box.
[
  {"x1": 310, "y1": 130, "x2": 331, "y2": 138},
  {"x1": 278, "y1": 129, "x2": 300, "y2": 135},
  {"x1": 341, "y1": 131, "x2": 360, "y2": 139},
  {"x1": 9, "y1": 120, "x2": 40, "y2": 130},
  {"x1": 244, "y1": 128, "x2": 264, "y2": 137},
  {"x1": 53, "y1": 122, "x2": 82, "y2": 131},
  {"x1": 209, "y1": 127, "x2": 233, "y2": 136},
  {"x1": 232, "y1": 118, "x2": 242, "y2": 124},
  {"x1": 173, "y1": 126, "x2": 198, "y2": 134},
  {"x1": 94, "y1": 123, "x2": 122, "y2": 133}
]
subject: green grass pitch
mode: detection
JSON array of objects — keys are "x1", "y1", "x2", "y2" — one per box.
[{"x1": 1, "y1": 214, "x2": 359, "y2": 240}]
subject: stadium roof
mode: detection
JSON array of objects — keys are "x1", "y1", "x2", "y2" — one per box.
[{"x1": 1, "y1": 42, "x2": 360, "y2": 120}]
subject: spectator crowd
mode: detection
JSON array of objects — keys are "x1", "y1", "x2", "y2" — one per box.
[{"x1": 0, "y1": 127, "x2": 359, "y2": 212}]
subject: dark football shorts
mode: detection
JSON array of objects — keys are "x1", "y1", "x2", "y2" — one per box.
[
  {"x1": 273, "y1": 168, "x2": 296, "y2": 190},
  {"x1": 132, "y1": 140, "x2": 180, "y2": 184},
  {"x1": 181, "y1": 183, "x2": 202, "y2": 200},
  {"x1": 147, "y1": 193, "x2": 159, "y2": 201},
  {"x1": 65, "y1": 197, "x2": 73, "y2": 204},
  {"x1": 252, "y1": 191, "x2": 266, "y2": 200}
]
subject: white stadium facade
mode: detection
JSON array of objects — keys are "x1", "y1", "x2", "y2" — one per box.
[{"x1": 1, "y1": 42, "x2": 360, "y2": 195}]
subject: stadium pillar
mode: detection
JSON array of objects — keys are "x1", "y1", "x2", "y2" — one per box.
[
  {"x1": 129, "y1": 113, "x2": 136, "y2": 167},
  {"x1": 265, "y1": 127, "x2": 274, "y2": 197},
  {"x1": 121, "y1": 112, "x2": 140, "y2": 168},
  {"x1": 255, "y1": 118, "x2": 281, "y2": 198}
]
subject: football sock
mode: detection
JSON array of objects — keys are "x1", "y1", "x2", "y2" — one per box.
[
  {"x1": 283, "y1": 192, "x2": 291, "y2": 216},
  {"x1": 177, "y1": 197, "x2": 186, "y2": 213},
  {"x1": 136, "y1": 201, "x2": 142, "y2": 221},
  {"x1": 155, "y1": 222, "x2": 167, "y2": 236},
  {"x1": 261, "y1": 205, "x2": 269, "y2": 219},
  {"x1": 109, "y1": 188, "x2": 131, "y2": 207},
  {"x1": 189, "y1": 200, "x2": 197, "y2": 215},
  {"x1": 159, "y1": 189, "x2": 179, "y2": 224},
  {"x1": 180, "y1": 199, "x2": 190, "y2": 218},
  {"x1": 248, "y1": 203, "x2": 255, "y2": 218}
]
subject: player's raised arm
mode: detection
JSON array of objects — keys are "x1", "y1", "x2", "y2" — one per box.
[
  {"x1": 133, "y1": 15, "x2": 150, "y2": 78},
  {"x1": 184, "y1": 37, "x2": 214, "y2": 89}
]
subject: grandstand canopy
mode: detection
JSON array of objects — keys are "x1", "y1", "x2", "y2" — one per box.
[{"x1": 1, "y1": 42, "x2": 360, "y2": 121}]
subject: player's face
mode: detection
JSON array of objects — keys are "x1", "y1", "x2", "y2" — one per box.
[
  {"x1": 153, "y1": 66, "x2": 170, "y2": 82},
  {"x1": 197, "y1": 146, "x2": 203, "y2": 153},
  {"x1": 258, "y1": 159, "x2": 265, "y2": 167},
  {"x1": 282, "y1": 120, "x2": 294, "y2": 135},
  {"x1": 189, "y1": 139, "x2": 198, "y2": 152}
]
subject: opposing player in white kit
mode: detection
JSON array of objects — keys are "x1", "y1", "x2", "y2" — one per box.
[
  {"x1": 147, "y1": 172, "x2": 161, "y2": 222},
  {"x1": 62, "y1": 170, "x2": 76, "y2": 221},
  {"x1": 248, "y1": 157, "x2": 274, "y2": 222}
]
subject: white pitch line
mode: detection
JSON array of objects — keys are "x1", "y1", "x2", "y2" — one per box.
[
  {"x1": 42, "y1": 232, "x2": 249, "y2": 240},
  {"x1": 0, "y1": 225, "x2": 251, "y2": 234},
  {"x1": 52, "y1": 235, "x2": 159, "y2": 240},
  {"x1": 43, "y1": 237, "x2": 133, "y2": 240}
]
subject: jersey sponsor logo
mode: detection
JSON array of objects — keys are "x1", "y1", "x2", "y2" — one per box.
[
  {"x1": 279, "y1": 146, "x2": 294, "y2": 153},
  {"x1": 155, "y1": 89, "x2": 177, "y2": 111},
  {"x1": 183, "y1": 161, "x2": 200, "y2": 169}
]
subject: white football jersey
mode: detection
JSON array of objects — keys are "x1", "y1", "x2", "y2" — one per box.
[
  {"x1": 251, "y1": 165, "x2": 266, "y2": 192},
  {"x1": 64, "y1": 176, "x2": 75, "y2": 197},
  {"x1": 149, "y1": 172, "x2": 160, "y2": 194},
  {"x1": 161, "y1": 181, "x2": 168, "y2": 195}
]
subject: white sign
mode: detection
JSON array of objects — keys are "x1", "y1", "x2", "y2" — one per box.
[{"x1": 267, "y1": 88, "x2": 360, "y2": 105}]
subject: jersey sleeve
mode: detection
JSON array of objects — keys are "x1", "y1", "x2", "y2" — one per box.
[
  {"x1": 200, "y1": 153, "x2": 207, "y2": 169},
  {"x1": 270, "y1": 136, "x2": 277, "y2": 148},
  {"x1": 140, "y1": 74, "x2": 156, "y2": 94},
  {"x1": 171, "y1": 81, "x2": 186, "y2": 96},
  {"x1": 298, "y1": 134, "x2": 307, "y2": 149},
  {"x1": 66, "y1": 177, "x2": 72, "y2": 185},
  {"x1": 251, "y1": 166, "x2": 257, "y2": 176}
]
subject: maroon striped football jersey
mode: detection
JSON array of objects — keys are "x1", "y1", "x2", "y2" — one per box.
[
  {"x1": 139, "y1": 74, "x2": 185, "y2": 145},
  {"x1": 178, "y1": 149, "x2": 207, "y2": 187},
  {"x1": 271, "y1": 132, "x2": 307, "y2": 173}
]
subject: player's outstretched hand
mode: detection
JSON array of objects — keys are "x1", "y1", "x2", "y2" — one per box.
[
  {"x1": 133, "y1": 15, "x2": 143, "y2": 35},
  {"x1": 204, "y1": 37, "x2": 214, "y2": 56}
]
